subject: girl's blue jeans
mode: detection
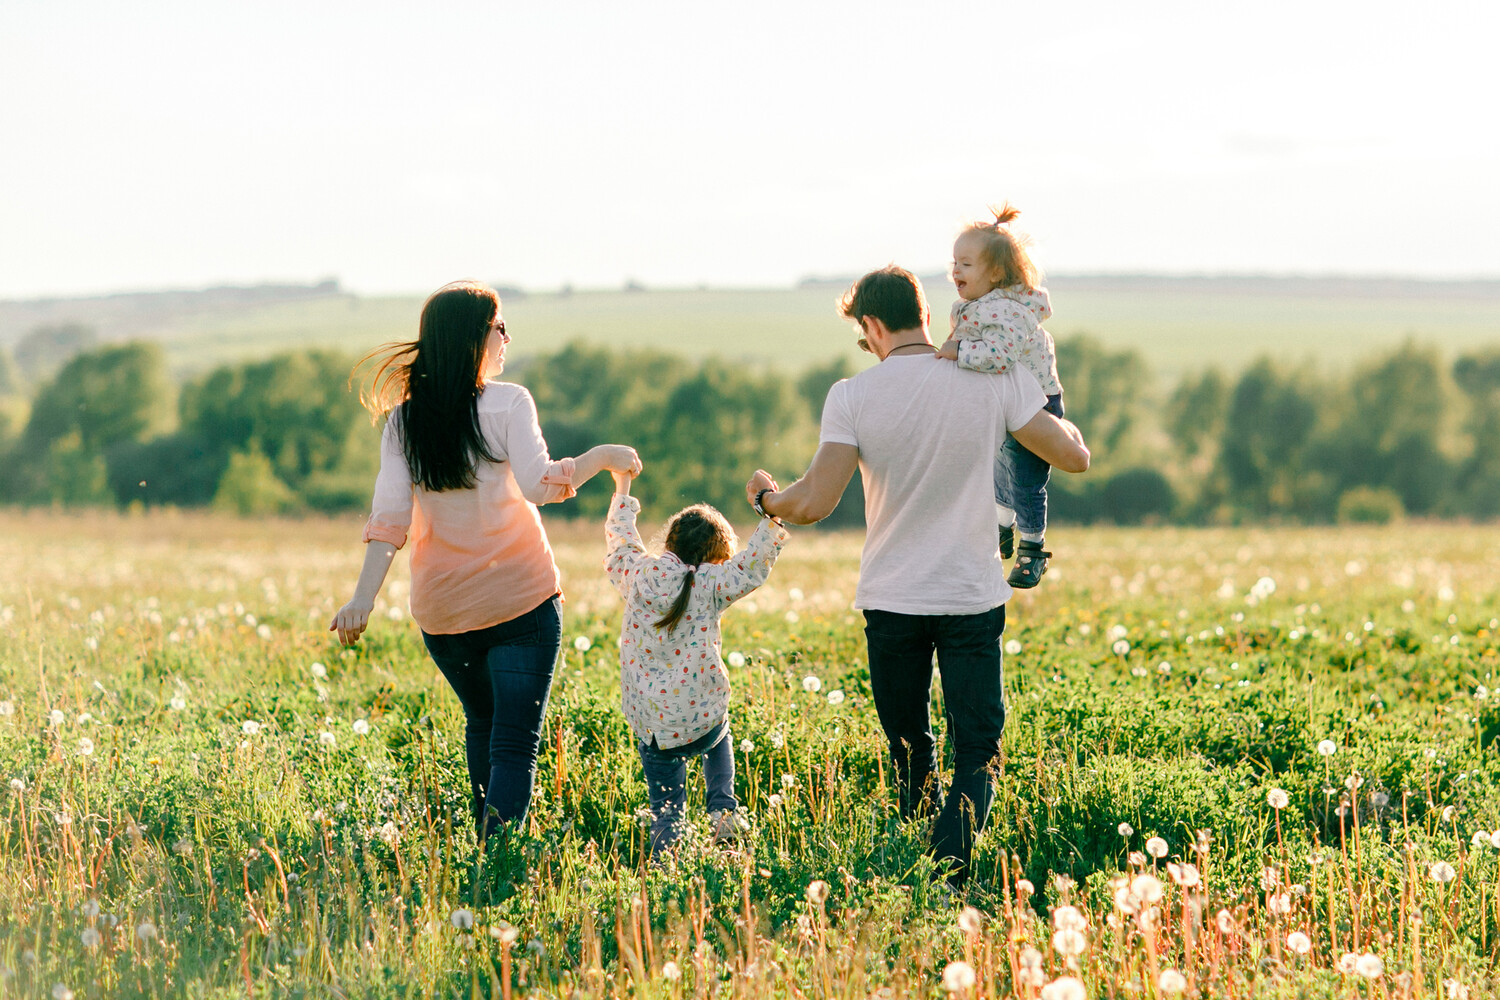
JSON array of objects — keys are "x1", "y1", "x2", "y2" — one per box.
[
  {"x1": 637, "y1": 719, "x2": 737, "y2": 856},
  {"x1": 421, "y1": 595, "x2": 563, "y2": 843},
  {"x1": 995, "y1": 393, "x2": 1064, "y2": 535}
]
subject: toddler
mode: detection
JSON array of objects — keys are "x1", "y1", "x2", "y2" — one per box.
[
  {"x1": 937, "y1": 203, "x2": 1065, "y2": 588},
  {"x1": 604, "y1": 471, "x2": 787, "y2": 856}
]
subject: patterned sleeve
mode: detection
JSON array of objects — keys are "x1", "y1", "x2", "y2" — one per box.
[
  {"x1": 702, "y1": 518, "x2": 789, "y2": 608},
  {"x1": 362, "y1": 416, "x2": 413, "y2": 548},
  {"x1": 603, "y1": 493, "x2": 648, "y2": 599},
  {"x1": 952, "y1": 299, "x2": 1029, "y2": 375}
]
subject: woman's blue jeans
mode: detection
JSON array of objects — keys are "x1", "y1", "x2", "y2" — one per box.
[
  {"x1": 863, "y1": 604, "x2": 1007, "y2": 887},
  {"x1": 995, "y1": 393, "x2": 1064, "y2": 535},
  {"x1": 637, "y1": 720, "x2": 737, "y2": 856},
  {"x1": 421, "y1": 595, "x2": 563, "y2": 843}
]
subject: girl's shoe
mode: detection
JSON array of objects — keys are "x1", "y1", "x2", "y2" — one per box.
[
  {"x1": 711, "y1": 810, "x2": 743, "y2": 846},
  {"x1": 1007, "y1": 541, "x2": 1050, "y2": 589},
  {"x1": 998, "y1": 523, "x2": 1015, "y2": 559}
]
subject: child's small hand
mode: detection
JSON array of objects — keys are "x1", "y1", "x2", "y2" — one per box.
[
  {"x1": 611, "y1": 469, "x2": 634, "y2": 496},
  {"x1": 745, "y1": 470, "x2": 778, "y2": 507},
  {"x1": 936, "y1": 339, "x2": 960, "y2": 361}
]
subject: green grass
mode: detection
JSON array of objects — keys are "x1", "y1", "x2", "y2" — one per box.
[
  {"x1": 3, "y1": 510, "x2": 1500, "y2": 997},
  {"x1": 132, "y1": 278, "x2": 1500, "y2": 380}
]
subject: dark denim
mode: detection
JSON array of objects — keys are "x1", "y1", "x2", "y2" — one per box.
[
  {"x1": 637, "y1": 719, "x2": 737, "y2": 856},
  {"x1": 995, "y1": 393, "x2": 1064, "y2": 536},
  {"x1": 863, "y1": 604, "x2": 1006, "y2": 887},
  {"x1": 421, "y1": 595, "x2": 563, "y2": 843}
]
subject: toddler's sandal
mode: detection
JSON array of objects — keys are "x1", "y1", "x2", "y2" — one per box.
[{"x1": 1007, "y1": 541, "x2": 1050, "y2": 589}]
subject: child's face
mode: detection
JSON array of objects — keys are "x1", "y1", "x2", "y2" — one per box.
[{"x1": 951, "y1": 232, "x2": 1002, "y2": 302}]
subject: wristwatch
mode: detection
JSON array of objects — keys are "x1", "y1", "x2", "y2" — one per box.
[{"x1": 752, "y1": 488, "x2": 780, "y2": 523}]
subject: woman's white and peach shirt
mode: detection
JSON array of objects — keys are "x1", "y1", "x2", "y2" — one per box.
[{"x1": 605, "y1": 495, "x2": 786, "y2": 749}]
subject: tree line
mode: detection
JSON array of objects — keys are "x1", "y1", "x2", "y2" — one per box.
[{"x1": 1, "y1": 328, "x2": 1498, "y2": 525}]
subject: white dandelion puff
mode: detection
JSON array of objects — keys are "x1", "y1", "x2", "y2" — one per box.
[
  {"x1": 1267, "y1": 788, "x2": 1290, "y2": 809},
  {"x1": 802, "y1": 675, "x2": 822, "y2": 693},
  {"x1": 941, "y1": 961, "x2": 976, "y2": 993},
  {"x1": 573, "y1": 635, "x2": 592, "y2": 652}
]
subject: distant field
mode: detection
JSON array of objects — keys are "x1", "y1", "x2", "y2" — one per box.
[{"x1": 5, "y1": 276, "x2": 1499, "y2": 380}]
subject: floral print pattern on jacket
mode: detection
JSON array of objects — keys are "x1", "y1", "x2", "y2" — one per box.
[
  {"x1": 605, "y1": 494, "x2": 787, "y2": 749},
  {"x1": 949, "y1": 284, "x2": 1064, "y2": 395}
]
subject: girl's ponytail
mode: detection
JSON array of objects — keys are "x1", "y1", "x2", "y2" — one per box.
[
  {"x1": 655, "y1": 569, "x2": 696, "y2": 633},
  {"x1": 963, "y1": 202, "x2": 1040, "y2": 291},
  {"x1": 990, "y1": 202, "x2": 1021, "y2": 227}
]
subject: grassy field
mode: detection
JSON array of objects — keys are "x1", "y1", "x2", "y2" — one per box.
[
  {"x1": 12, "y1": 277, "x2": 1496, "y2": 381},
  {"x1": 3, "y1": 510, "x2": 1500, "y2": 997}
]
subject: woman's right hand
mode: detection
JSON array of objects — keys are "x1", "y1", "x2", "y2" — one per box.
[
  {"x1": 329, "y1": 600, "x2": 374, "y2": 645},
  {"x1": 597, "y1": 445, "x2": 643, "y2": 477}
]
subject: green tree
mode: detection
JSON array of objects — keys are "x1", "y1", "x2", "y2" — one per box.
[
  {"x1": 213, "y1": 443, "x2": 299, "y2": 515},
  {"x1": 1053, "y1": 335, "x2": 1152, "y2": 469},
  {"x1": 14, "y1": 323, "x2": 97, "y2": 382},
  {"x1": 21, "y1": 341, "x2": 169, "y2": 455},
  {"x1": 1214, "y1": 359, "x2": 1325, "y2": 519},
  {"x1": 1453, "y1": 349, "x2": 1500, "y2": 517}
]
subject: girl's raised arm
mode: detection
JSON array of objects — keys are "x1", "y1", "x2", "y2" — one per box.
[
  {"x1": 704, "y1": 518, "x2": 788, "y2": 608},
  {"x1": 603, "y1": 490, "x2": 649, "y2": 598}
]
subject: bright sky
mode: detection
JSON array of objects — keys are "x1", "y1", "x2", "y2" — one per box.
[{"x1": 2, "y1": 0, "x2": 1496, "y2": 298}]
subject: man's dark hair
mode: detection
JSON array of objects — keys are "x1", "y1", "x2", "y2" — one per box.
[{"x1": 837, "y1": 266, "x2": 927, "y2": 333}]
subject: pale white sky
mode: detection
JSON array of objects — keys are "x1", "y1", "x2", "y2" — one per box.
[{"x1": 2, "y1": 0, "x2": 1496, "y2": 298}]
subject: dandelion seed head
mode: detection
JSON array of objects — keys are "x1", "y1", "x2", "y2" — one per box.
[
  {"x1": 318, "y1": 731, "x2": 336, "y2": 748},
  {"x1": 52, "y1": 985, "x2": 74, "y2": 1000},
  {"x1": 80, "y1": 928, "x2": 101, "y2": 950},
  {"x1": 1158, "y1": 969, "x2": 1186, "y2": 995},
  {"x1": 1267, "y1": 788, "x2": 1289, "y2": 809},
  {"x1": 1430, "y1": 861, "x2": 1456, "y2": 884},
  {"x1": 826, "y1": 690, "x2": 845, "y2": 705},
  {"x1": 8, "y1": 778, "x2": 23, "y2": 792},
  {"x1": 1267, "y1": 892, "x2": 1292, "y2": 914},
  {"x1": 1146, "y1": 836, "x2": 1168, "y2": 858},
  {"x1": 957, "y1": 906, "x2": 982, "y2": 933},
  {"x1": 76, "y1": 738, "x2": 94, "y2": 757},
  {"x1": 1112, "y1": 639, "x2": 1131, "y2": 656},
  {"x1": 1015, "y1": 878, "x2": 1034, "y2": 895},
  {"x1": 49, "y1": 709, "x2": 65, "y2": 726},
  {"x1": 1167, "y1": 862, "x2": 1200, "y2": 887},
  {"x1": 310, "y1": 662, "x2": 327, "y2": 679},
  {"x1": 1355, "y1": 954, "x2": 1384, "y2": 979},
  {"x1": 0, "y1": 700, "x2": 12, "y2": 717},
  {"x1": 1287, "y1": 931, "x2": 1312, "y2": 954},
  {"x1": 806, "y1": 879, "x2": 830, "y2": 904},
  {"x1": 941, "y1": 960, "x2": 976, "y2": 993},
  {"x1": 169, "y1": 696, "x2": 186, "y2": 711},
  {"x1": 727, "y1": 651, "x2": 746, "y2": 668},
  {"x1": 768, "y1": 794, "x2": 783, "y2": 808},
  {"x1": 241, "y1": 720, "x2": 261, "y2": 735},
  {"x1": 662, "y1": 961, "x2": 681, "y2": 981},
  {"x1": 353, "y1": 719, "x2": 370, "y2": 735},
  {"x1": 573, "y1": 635, "x2": 592, "y2": 652},
  {"x1": 449, "y1": 908, "x2": 474, "y2": 930},
  {"x1": 1318, "y1": 739, "x2": 1338, "y2": 756},
  {"x1": 739, "y1": 739, "x2": 754, "y2": 753},
  {"x1": 802, "y1": 675, "x2": 822, "y2": 693},
  {"x1": 1040, "y1": 976, "x2": 1086, "y2": 1000},
  {"x1": 781, "y1": 773, "x2": 797, "y2": 789},
  {"x1": 1117, "y1": 822, "x2": 1134, "y2": 837},
  {"x1": 1051, "y1": 927, "x2": 1086, "y2": 956},
  {"x1": 1004, "y1": 639, "x2": 1023, "y2": 655},
  {"x1": 136, "y1": 921, "x2": 157, "y2": 942},
  {"x1": 1052, "y1": 906, "x2": 1086, "y2": 932}
]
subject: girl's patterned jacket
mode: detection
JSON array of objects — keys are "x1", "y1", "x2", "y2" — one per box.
[
  {"x1": 949, "y1": 284, "x2": 1064, "y2": 395},
  {"x1": 605, "y1": 494, "x2": 787, "y2": 749}
]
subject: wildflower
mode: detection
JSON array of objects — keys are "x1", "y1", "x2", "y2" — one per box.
[
  {"x1": 1159, "y1": 969, "x2": 1186, "y2": 995},
  {"x1": 827, "y1": 690, "x2": 845, "y2": 705},
  {"x1": 768, "y1": 794, "x2": 783, "y2": 808},
  {"x1": 1355, "y1": 954, "x2": 1384, "y2": 979},
  {"x1": 49, "y1": 709, "x2": 66, "y2": 726},
  {"x1": 1053, "y1": 905, "x2": 1086, "y2": 932},
  {"x1": 136, "y1": 921, "x2": 157, "y2": 942},
  {"x1": 941, "y1": 961, "x2": 976, "y2": 993},
  {"x1": 1430, "y1": 861, "x2": 1456, "y2": 884},
  {"x1": 241, "y1": 720, "x2": 261, "y2": 735},
  {"x1": 169, "y1": 696, "x2": 186, "y2": 711},
  {"x1": 80, "y1": 928, "x2": 101, "y2": 950},
  {"x1": 1157, "y1": 661, "x2": 1172, "y2": 674},
  {"x1": 1051, "y1": 928, "x2": 1086, "y2": 956},
  {"x1": 1041, "y1": 976, "x2": 1086, "y2": 1000},
  {"x1": 1215, "y1": 910, "x2": 1235, "y2": 934},
  {"x1": 490, "y1": 923, "x2": 519, "y2": 944},
  {"x1": 1267, "y1": 788, "x2": 1289, "y2": 809},
  {"x1": 1318, "y1": 739, "x2": 1338, "y2": 756},
  {"x1": 1344, "y1": 773, "x2": 1363, "y2": 791},
  {"x1": 573, "y1": 635, "x2": 592, "y2": 652},
  {"x1": 662, "y1": 961, "x2": 681, "y2": 981},
  {"x1": 1019, "y1": 946, "x2": 1043, "y2": 969},
  {"x1": 77, "y1": 738, "x2": 94, "y2": 757},
  {"x1": 784, "y1": 611, "x2": 799, "y2": 624},
  {"x1": 727, "y1": 651, "x2": 746, "y2": 668},
  {"x1": 1446, "y1": 979, "x2": 1471, "y2": 1000},
  {"x1": 1338, "y1": 953, "x2": 1359, "y2": 974},
  {"x1": 52, "y1": 985, "x2": 74, "y2": 1000},
  {"x1": 1004, "y1": 639, "x2": 1023, "y2": 655},
  {"x1": 1117, "y1": 822, "x2": 1134, "y2": 837},
  {"x1": 1112, "y1": 639, "x2": 1130, "y2": 655},
  {"x1": 353, "y1": 719, "x2": 370, "y2": 735},
  {"x1": 1490, "y1": 830, "x2": 1500, "y2": 850},
  {"x1": 1267, "y1": 893, "x2": 1291, "y2": 915},
  {"x1": 1167, "y1": 862, "x2": 1200, "y2": 887},
  {"x1": 310, "y1": 662, "x2": 327, "y2": 679},
  {"x1": 1287, "y1": 931, "x2": 1312, "y2": 954},
  {"x1": 802, "y1": 675, "x2": 822, "y2": 693},
  {"x1": 1128, "y1": 851, "x2": 1146, "y2": 867},
  {"x1": 770, "y1": 730, "x2": 785, "y2": 750},
  {"x1": 806, "y1": 880, "x2": 829, "y2": 905},
  {"x1": 1130, "y1": 874, "x2": 1163, "y2": 905},
  {"x1": 1145, "y1": 836, "x2": 1168, "y2": 858},
  {"x1": 782, "y1": 773, "x2": 797, "y2": 789},
  {"x1": 957, "y1": 906, "x2": 982, "y2": 934},
  {"x1": 83, "y1": 900, "x2": 100, "y2": 918},
  {"x1": 1016, "y1": 878, "x2": 1035, "y2": 895},
  {"x1": 449, "y1": 908, "x2": 474, "y2": 930},
  {"x1": 1261, "y1": 866, "x2": 1279, "y2": 890},
  {"x1": 739, "y1": 739, "x2": 755, "y2": 753},
  {"x1": 377, "y1": 821, "x2": 400, "y2": 845},
  {"x1": 318, "y1": 731, "x2": 336, "y2": 748},
  {"x1": 8, "y1": 778, "x2": 23, "y2": 792},
  {"x1": 0, "y1": 700, "x2": 12, "y2": 716}
]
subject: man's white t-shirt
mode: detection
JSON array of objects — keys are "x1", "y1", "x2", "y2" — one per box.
[{"x1": 819, "y1": 355, "x2": 1047, "y2": 615}]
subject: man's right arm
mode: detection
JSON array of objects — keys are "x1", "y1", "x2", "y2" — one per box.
[
  {"x1": 1011, "y1": 410, "x2": 1090, "y2": 473},
  {"x1": 748, "y1": 443, "x2": 859, "y2": 525}
]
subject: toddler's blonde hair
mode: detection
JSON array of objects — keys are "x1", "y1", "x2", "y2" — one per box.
[{"x1": 961, "y1": 203, "x2": 1042, "y2": 291}]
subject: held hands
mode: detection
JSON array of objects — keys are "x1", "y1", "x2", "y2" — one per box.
[
  {"x1": 746, "y1": 469, "x2": 779, "y2": 507},
  {"x1": 599, "y1": 445, "x2": 643, "y2": 477},
  {"x1": 329, "y1": 600, "x2": 373, "y2": 646}
]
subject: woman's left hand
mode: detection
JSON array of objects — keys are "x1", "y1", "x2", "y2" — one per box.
[{"x1": 330, "y1": 600, "x2": 374, "y2": 645}]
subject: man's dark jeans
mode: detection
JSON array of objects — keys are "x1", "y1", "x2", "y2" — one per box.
[
  {"x1": 422, "y1": 595, "x2": 563, "y2": 843},
  {"x1": 863, "y1": 604, "x2": 1006, "y2": 886},
  {"x1": 637, "y1": 719, "x2": 737, "y2": 856}
]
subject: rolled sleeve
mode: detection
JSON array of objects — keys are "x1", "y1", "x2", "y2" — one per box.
[
  {"x1": 363, "y1": 417, "x2": 413, "y2": 549},
  {"x1": 502, "y1": 388, "x2": 574, "y2": 505}
]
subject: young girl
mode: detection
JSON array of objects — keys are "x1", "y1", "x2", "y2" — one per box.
[
  {"x1": 604, "y1": 471, "x2": 787, "y2": 856},
  {"x1": 936, "y1": 204, "x2": 1065, "y2": 588}
]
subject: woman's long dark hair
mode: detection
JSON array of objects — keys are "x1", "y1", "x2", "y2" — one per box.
[
  {"x1": 654, "y1": 505, "x2": 736, "y2": 633},
  {"x1": 358, "y1": 281, "x2": 501, "y2": 491}
]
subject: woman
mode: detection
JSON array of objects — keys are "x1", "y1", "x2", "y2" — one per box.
[{"x1": 331, "y1": 280, "x2": 641, "y2": 844}]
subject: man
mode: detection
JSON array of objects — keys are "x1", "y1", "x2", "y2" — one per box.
[{"x1": 745, "y1": 265, "x2": 1089, "y2": 887}]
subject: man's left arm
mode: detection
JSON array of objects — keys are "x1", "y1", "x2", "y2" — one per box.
[{"x1": 746, "y1": 443, "x2": 859, "y2": 526}]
